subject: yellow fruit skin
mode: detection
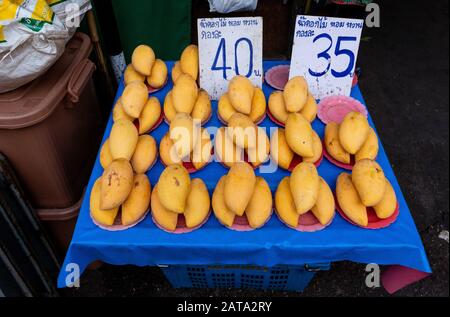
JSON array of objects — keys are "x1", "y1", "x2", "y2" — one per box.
[
  {"x1": 90, "y1": 178, "x2": 119, "y2": 226},
  {"x1": 352, "y1": 159, "x2": 386, "y2": 207},
  {"x1": 290, "y1": 162, "x2": 320, "y2": 214},
  {"x1": 285, "y1": 113, "x2": 314, "y2": 157},
  {"x1": 245, "y1": 177, "x2": 272, "y2": 229},
  {"x1": 218, "y1": 93, "x2": 236, "y2": 123},
  {"x1": 373, "y1": 179, "x2": 397, "y2": 219},
  {"x1": 169, "y1": 113, "x2": 199, "y2": 159},
  {"x1": 311, "y1": 178, "x2": 335, "y2": 225},
  {"x1": 302, "y1": 130, "x2": 323, "y2": 163},
  {"x1": 336, "y1": 173, "x2": 368, "y2": 227},
  {"x1": 339, "y1": 111, "x2": 370, "y2": 154},
  {"x1": 275, "y1": 177, "x2": 299, "y2": 228},
  {"x1": 180, "y1": 44, "x2": 199, "y2": 81},
  {"x1": 355, "y1": 127, "x2": 378, "y2": 162},
  {"x1": 325, "y1": 122, "x2": 350, "y2": 164},
  {"x1": 124, "y1": 64, "x2": 145, "y2": 86},
  {"x1": 224, "y1": 162, "x2": 256, "y2": 216},
  {"x1": 147, "y1": 59, "x2": 167, "y2": 88},
  {"x1": 109, "y1": 119, "x2": 138, "y2": 160},
  {"x1": 163, "y1": 90, "x2": 176, "y2": 123},
  {"x1": 100, "y1": 139, "x2": 113, "y2": 169},
  {"x1": 159, "y1": 132, "x2": 182, "y2": 166},
  {"x1": 157, "y1": 165, "x2": 191, "y2": 213},
  {"x1": 249, "y1": 87, "x2": 266, "y2": 123},
  {"x1": 300, "y1": 93, "x2": 317, "y2": 122},
  {"x1": 139, "y1": 97, "x2": 161, "y2": 134},
  {"x1": 132, "y1": 45, "x2": 155, "y2": 76},
  {"x1": 172, "y1": 73, "x2": 198, "y2": 114},
  {"x1": 122, "y1": 174, "x2": 151, "y2": 226},
  {"x1": 214, "y1": 127, "x2": 244, "y2": 168},
  {"x1": 283, "y1": 76, "x2": 308, "y2": 112},
  {"x1": 268, "y1": 91, "x2": 289, "y2": 123},
  {"x1": 171, "y1": 61, "x2": 182, "y2": 83},
  {"x1": 247, "y1": 127, "x2": 270, "y2": 167},
  {"x1": 121, "y1": 81, "x2": 149, "y2": 118},
  {"x1": 113, "y1": 98, "x2": 133, "y2": 122},
  {"x1": 191, "y1": 89, "x2": 212, "y2": 124},
  {"x1": 227, "y1": 113, "x2": 257, "y2": 149},
  {"x1": 151, "y1": 184, "x2": 178, "y2": 231},
  {"x1": 184, "y1": 178, "x2": 210, "y2": 228},
  {"x1": 191, "y1": 128, "x2": 212, "y2": 170},
  {"x1": 131, "y1": 135, "x2": 157, "y2": 173},
  {"x1": 100, "y1": 159, "x2": 133, "y2": 209},
  {"x1": 212, "y1": 176, "x2": 236, "y2": 227},
  {"x1": 228, "y1": 75, "x2": 254, "y2": 115},
  {"x1": 270, "y1": 128, "x2": 294, "y2": 170}
]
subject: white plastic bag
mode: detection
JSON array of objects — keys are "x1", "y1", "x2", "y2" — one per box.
[
  {"x1": 0, "y1": 0, "x2": 91, "y2": 93},
  {"x1": 208, "y1": 0, "x2": 258, "y2": 13}
]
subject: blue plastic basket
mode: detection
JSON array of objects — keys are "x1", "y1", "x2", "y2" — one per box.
[{"x1": 160, "y1": 264, "x2": 330, "y2": 292}]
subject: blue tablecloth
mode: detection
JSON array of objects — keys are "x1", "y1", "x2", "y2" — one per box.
[{"x1": 57, "y1": 61, "x2": 431, "y2": 288}]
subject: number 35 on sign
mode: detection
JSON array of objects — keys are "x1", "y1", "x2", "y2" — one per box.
[
  {"x1": 290, "y1": 15, "x2": 364, "y2": 99},
  {"x1": 197, "y1": 17, "x2": 263, "y2": 100}
]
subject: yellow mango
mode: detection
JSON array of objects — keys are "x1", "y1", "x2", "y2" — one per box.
[
  {"x1": 373, "y1": 179, "x2": 397, "y2": 219},
  {"x1": 227, "y1": 113, "x2": 257, "y2": 149},
  {"x1": 131, "y1": 135, "x2": 157, "y2": 173},
  {"x1": 191, "y1": 89, "x2": 212, "y2": 124},
  {"x1": 180, "y1": 44, "x2": 199, "y2": 81},
  {"x1": 171, "y1": 61, "x2": 182, "y2": 83},
  {"x1": 302, "y1": 130, "x2": 323, "y2": 163},
  {"x1": 131, "y1": 44, "x2": 155, "y2": 76},
  {"x1": 157, "y1": 165, "x2": 191, "y2": 213},
  {"x1": 224, "y1": 162, "x2": 256, "y2": 216},
  {"x1": 311, "y1": 178, "x2": 335, "y2": 225},
  {"x1": 283, "y1": 76, "x2": 308, "y2": 112},
  {"x1": 151, "y1": 184, "x2": 178, "y2": 231},
  {"x1": 212, "y1": 176, "x2": 236, "y2": 227},
  {"x1": 121, "y1": 81, "x2": 148, "y2": 118},
  {"x1": 247, "y1": 127, "x2": 270, "y2": 167},
  {"x1": 109, "y1": 119, "x2": 138, "y2": 160},
  {"x1": 268, "y1": 91, "x2": 289, "y2": 124},
  {"x1": 100, "y1": 159, "x2": 133, "y2": 209},
  {"x1": 172, "y1": 73, "x2": 198, "y2": 114},
  {"x1": 339, "y1": 111, "x2": 370, "y2": 154},
  {"x1": 159, "y1": 133, "x2": 181, "y2": 166},
  {"x1": 355, "y1": 127, "x2": 379, "y2": 162},
  {"x1": 245, "y1": 177, "x2": 272, "y2": 228},
  {"x1": 275, "y1": 177, "x2": 298, "y2": 228},
  {"x1": 300, "y1": 93, "x2": 317, "y2": 122},
  {"x1": 285, "y1": 113, "x2": 314, "y2": 157},
  {"x1": 90, "y1": 178, "x2": 119, "y2": 226},
  {"x1": 214, "y1": 127, "x2": 244, "y2": 168},
  {"x1": 113, "y1": 98, "x2": 133, "y2": 122},
  {"x1": 324, "y1": 122, "x2": 350, "y2": 164},
  {"x1": 191, "y1": 128, "x2": 212, "y2": 170},
  {"x1": 184, "y1": 178, "x2": 210, "y2": 228},
  {"x1": 270, "y1": 128, "x2": 294, "y2": 170},
  {"x1": 336, "y1": 173, "x2": 368, "y2": 227},
  {"x1": 147, "y1": 59, "x2": 167, "y2": 88},
  {"x1": 121, "y1": 174, "x2": 151, "y2": 226},
  {"x1": 138, "y1": 97, "x2": 161, "y2": 134},
  {"x1": 99, "y1": 139, "x2": 113, "y2": 169},
  {"x1": 290, "y1": 162, "x2": 320, "y2": 214},
  {"x1": 163, "y1": 90, "x2": 176, "y2": 123},
  {"x1": 124, "y1": 64, "x2": 145, "y2": 86},
  {"x1": 228, "y1": 75, "x2": 254, "y2": 115},
  {"x1": 352, "y1": 159, "x2": 386, "y2": 206},
  {"x1": 218, "y1": 93, "x2": 236, "y2": 123},
  {"x1": 249, "y1": 87, "x2": 266, "y2": 123},
  {"x1": 169, "y1": 113, "x2": 199, "y2": 159}
]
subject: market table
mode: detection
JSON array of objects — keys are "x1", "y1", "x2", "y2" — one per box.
[{"x1": 57, "y1": 61, "x2": 431, "y2": 291}]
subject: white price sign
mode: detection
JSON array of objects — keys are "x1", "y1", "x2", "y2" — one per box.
[
  {"x1": 197, "y1": 17, "x2": 263, "y2": 100},
  {"x1": 290, "y1": 15, "x2": 364, "y2": 99}
]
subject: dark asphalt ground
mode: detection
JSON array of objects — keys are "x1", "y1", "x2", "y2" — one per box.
[{"x1": 62, "y1": 0, "x2": 449, "y2": 297}]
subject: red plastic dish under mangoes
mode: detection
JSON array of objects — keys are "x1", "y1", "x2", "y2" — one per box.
[
  {"x1": 152, "y1": 211, "x2": 211, "y2": 234},
  {"x1": 274, "y1": 207, "x2": 334, "y2": 232},
  {"x1": 132, "y1": 111, "x2": 164, "y2": 134},
  {"x1": 91, "y1": 209, "x2": 149, "y2": 231},
  {"x1": 322, "y1": 141, "x2": 378, "y2": 171}
]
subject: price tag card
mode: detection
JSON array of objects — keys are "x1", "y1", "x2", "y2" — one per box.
[
  {"x1": 290, "y1": 15, "x2": 363, "y2": 99},
  {"x1": 197, "y1": 17, "x2": 263, "y2": 100}
]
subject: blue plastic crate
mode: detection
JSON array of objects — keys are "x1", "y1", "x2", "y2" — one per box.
[{"x1": 159, "y1": 264, "x2": 330, "y2": 292}]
